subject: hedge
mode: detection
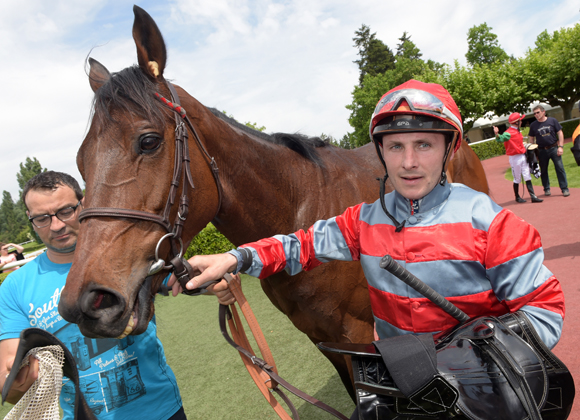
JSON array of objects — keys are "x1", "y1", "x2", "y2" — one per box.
[
  {"x1": 561, "y1": 119, "x2": 579, "y2": 139},
  {"x1": 469, "y1": 139, "x2": 506, "y2": 161},
  {"x1": 184, "y1": 223, "x2": 235, "y2": 259}
]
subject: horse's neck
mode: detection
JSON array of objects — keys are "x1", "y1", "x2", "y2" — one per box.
[{"x1": 187, "y1": 101, "x2": 380, "y2": 246}]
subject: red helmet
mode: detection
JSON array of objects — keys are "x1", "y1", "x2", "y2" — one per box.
[
  {"x1": 508, "y1": 112, "x2": 525, "y2": 124},
  {"x1": 369, "y1": 80, "x2": 463, "y2": 153}
]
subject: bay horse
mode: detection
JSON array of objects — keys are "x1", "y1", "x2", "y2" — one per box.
[{"x1": 58, "y1": 6, "x2": 489, "y2": 399}]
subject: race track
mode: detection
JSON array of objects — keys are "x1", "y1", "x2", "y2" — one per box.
[{"x1": 482, "y1": 152, "x2": 579, "y2": 419}]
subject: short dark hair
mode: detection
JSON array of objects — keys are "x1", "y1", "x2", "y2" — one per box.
[
  {"x1": 533, "y1": 104, "x2": 545, "y2": 112},
  {"x1": 22, "y1": 171, "x2": 83, "y2": 210}
]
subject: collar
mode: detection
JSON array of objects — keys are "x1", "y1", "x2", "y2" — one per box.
[{"x1": 391, "y1": 182, "x2": 451, "y2": 225}]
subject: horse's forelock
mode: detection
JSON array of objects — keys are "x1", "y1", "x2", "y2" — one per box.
[{"x1": 92, "y1": 65, "x2": 167, "y2": 127}]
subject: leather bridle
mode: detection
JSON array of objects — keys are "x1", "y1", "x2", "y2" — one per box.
[{"x1": 79, "y1": 81, "x2": 222, "y2": 280}]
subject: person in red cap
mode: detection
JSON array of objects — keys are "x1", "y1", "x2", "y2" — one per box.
[
  {"x1": 168, "y1": 81, "x2": 564, "y2": 417},
  {"x1": 494, "y1": 112, "x2": 543, "y2": 203}
]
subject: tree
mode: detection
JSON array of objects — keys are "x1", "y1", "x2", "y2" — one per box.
[
  {"x1": 353, "y1": 24, "x2": 395, "y2": 86},
  {"x1": 16, "y1": 157, "x2": 45, "y2": 193},
  {"x1": 524, "y1": 25, "x2": 580, "y2": 120},
  {"x1": 0, "y1": 191, "x2": 24, "y2": 243},
  {"x1": 465, "y1": 23, "x2": 509, "y2": 66},
  {"x1": 396, "y1": 32, "x2": 422, "y2": 60},
  {"x1": 12, "y1": 157, "x2": 46, "y2": 243}
]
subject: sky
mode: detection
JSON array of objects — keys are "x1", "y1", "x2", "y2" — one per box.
[{"x1": 1, "y1": 0, "x2": 578, "y2": 199}]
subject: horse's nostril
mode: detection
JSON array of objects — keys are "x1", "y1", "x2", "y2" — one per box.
[
  {"x1": 80, "y1": 287, "x2": 125, "y2": 320},
  {"x1": 93, "y1": 291, "x2": 119, "y2": 310},
  {"x1": 93, "y1": 291, "x2": 119, "y2": 311}
]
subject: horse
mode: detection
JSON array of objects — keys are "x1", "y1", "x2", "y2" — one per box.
[{"x1": 58, "y1": 5, "x2": 489, "y2": 399}]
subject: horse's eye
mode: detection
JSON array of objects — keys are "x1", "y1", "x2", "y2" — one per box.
[{"x1": 139, "y1": 134, "x2": 162, "y2": 153}]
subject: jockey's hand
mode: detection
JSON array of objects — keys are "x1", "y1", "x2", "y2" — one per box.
[
  {"x1": 493, "y1": 126, "x2": 499, "y2": 135},
  {"x1": 167, "y1": 253, "x2": 238, "y2": 301}
]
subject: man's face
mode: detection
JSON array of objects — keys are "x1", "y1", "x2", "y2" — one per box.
[
  {"x1": 25, "y1": 186, "x2": 82, "y2": 255},
  {"x1": 381, "y1": 131, "x2": 447, "y2": 200},
  {"x1": 533, "y1": 108, "x2": 546, "y2": 121}
]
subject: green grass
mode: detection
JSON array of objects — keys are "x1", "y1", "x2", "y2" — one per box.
[
  {"x1": 506, "y1": 143, "x2": 580, "y2": 188},
  {"x1": 0, "y1": 274, "x2": 354, "y2": 419}
]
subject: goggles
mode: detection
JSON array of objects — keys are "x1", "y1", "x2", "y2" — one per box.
[{"x1": 373, "y1": 88, "x2": 462, "y2": 135}]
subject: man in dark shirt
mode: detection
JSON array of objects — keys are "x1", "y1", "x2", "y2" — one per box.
[{"x1": 528, "y1": 105, "x2": 569, "y2": 197}]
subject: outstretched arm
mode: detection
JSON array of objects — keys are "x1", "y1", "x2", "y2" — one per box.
[{"x1": 167, "y1": 253, "x2": 238, "y2": 305}]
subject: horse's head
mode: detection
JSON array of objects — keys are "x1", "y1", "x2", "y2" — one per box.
[{"x1": 59, "y1": 6, "x2": 220, "y2": 338}]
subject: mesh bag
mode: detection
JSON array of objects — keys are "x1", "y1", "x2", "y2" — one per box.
[{"x1": 4, "y1": 345, "x2": 64, "y2": 420}]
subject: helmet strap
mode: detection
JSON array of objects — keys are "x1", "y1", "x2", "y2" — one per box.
[
  {"x1": 378, "y1": 174, "x2": 406, "y2": 233},
  {"x1": 439, "y1": 133, "x2": 456, "y2": 186}
]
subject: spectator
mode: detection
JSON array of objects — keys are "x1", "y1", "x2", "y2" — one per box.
[
  {"x1": 0, "y1": 242, "x2": 24, "y2": 273},
  {"x1": 528, "y1": 105, "x2": 570, "y2": 197},
  {"x1": 0, "y1": 171, "x2": 187, "y2": 420},
  {"x1": 493, "y1": 113, "x2": 543, "y2": 203}
]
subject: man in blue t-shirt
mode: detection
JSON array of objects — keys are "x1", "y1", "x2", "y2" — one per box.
[
  {"x1": 528, "y1": 104, "x2": 570, "y2": 197},
  {"x1": 0, "y1": 171, "x2": 186, "y2": 420}
]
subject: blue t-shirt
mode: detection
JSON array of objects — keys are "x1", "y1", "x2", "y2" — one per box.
[
  {"x1": 529, "y1": 116, "x2": 562, "y2": 147},
  {"x1": 0, "y1": 253, "x2": 182, "y2": 420}
]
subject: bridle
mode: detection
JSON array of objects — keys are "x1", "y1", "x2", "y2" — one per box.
[{"x1": 79, "y1": 80, "x2": 222, "y2": 280}]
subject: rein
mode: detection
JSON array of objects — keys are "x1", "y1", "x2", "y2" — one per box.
[
  {"x1": 220, "y1": 274, "x2": 349, "y2": 420},
  {"x1": 79, "y1": 81, "x2": 222, "y2": 276}
]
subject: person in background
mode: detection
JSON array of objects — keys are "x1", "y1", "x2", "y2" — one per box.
[
  {"x1": 494, "y1": 112, "x2": 543, "y2": 203},
  {"x1": 0, "y1": 171, "x2": 187, "y2": 420},
  {"x1": 0, "y1": 242, "x2": 24, "y2": 272},
  {"x1": 528, "y1": 105, "x2": 569, "y2": 197}
]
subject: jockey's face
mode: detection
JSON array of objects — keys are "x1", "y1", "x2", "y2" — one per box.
[{"x1": 381, "y1": 131, "x2": 447, "y2": 200}]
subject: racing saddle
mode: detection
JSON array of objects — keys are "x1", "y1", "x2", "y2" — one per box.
[{"x1": 319, "y1": 256, "x2": 574, "y2": 420}]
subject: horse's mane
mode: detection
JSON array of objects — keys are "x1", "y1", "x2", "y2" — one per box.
[
  {"x1": 91, "y1": 65, "x2": 167, "y2": 127},
  {"x1": 208, "y1": 108, "x2": 327, "y2": 166},
  {"x1": 91, "y1": 65, "x2": 328, "y2": 166}
]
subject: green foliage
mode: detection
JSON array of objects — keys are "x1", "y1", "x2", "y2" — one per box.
[
  {"x1": 353, "y1": 24, "x2": 395, "y2": 86},
  {"x1": 561, "y1": 119, "x2": 580, "y2": 139},
  {"x1": 184, "y1": 223, "x2": 235, "y2": 259},
  {"x1": 0, "y1": 191, "x2": 29, "y2": 244},
  {"x1": 17, "y1": 157, "x2": 46, "y2": 193},
  {"x1": 244, "y1": 122, "x2": 266, "y2": 132},
  {"x1": 0, "y1": 271, "x2": 9, "y2": 286},
  {"x1": 525, "y1": 24, "x2": 580, "y2": 120},
  {"x1": 469, "y1": 139, "x2": 506, "y2": 161},
  {"x1": 465, "y1": 23, "x2": 509, "y2": 66},
  {"x1": 396, "y1": 32, "x2": 422, "y2": 60}
]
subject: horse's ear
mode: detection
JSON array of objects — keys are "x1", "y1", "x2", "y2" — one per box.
[
  {"x1": 132, "y1": 5, "x2": 167, "y2": 80},
  {"x1": 88, "y1": 58, "x2": 111, "y2": 92}
]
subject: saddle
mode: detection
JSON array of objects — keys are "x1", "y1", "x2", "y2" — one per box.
[
  {"x1": 320, "y1": 312, "x2": 574, "y2": 419},
  {"x1": 319, "y1": 255, "x2": 575, "y2": 420}
]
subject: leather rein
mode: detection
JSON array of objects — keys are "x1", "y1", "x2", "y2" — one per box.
[{"x1": 78, "y1": 81, "x2": 222, "y2": 279}]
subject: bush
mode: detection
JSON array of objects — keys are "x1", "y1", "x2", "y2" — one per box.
[
  {"x1": 184, "y1": 223, "x2": 235, "y2": 259},
  {"x1": 561, "y1": 119, "x2": 580, "y2": 139},
  {"x1": 0, "y1": 271, "x2": 8, "y2": 286},
  {"x1": 470, "y1": 139, "x2": 506, "y2": 160}
]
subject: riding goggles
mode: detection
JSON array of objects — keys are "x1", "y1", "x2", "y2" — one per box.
[{"x1": 372, "y1": 88, "x2": 462, "y2": 136}]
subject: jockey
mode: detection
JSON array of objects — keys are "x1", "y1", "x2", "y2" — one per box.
[{"x1": 171, "y1": 80, "x2": 564, "y2": 350}]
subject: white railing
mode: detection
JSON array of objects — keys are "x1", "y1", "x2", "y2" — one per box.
[{"x1": 1, "y1": 248, "x2": 46, "y2": 271}]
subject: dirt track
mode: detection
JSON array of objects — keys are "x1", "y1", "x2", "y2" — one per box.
[{"x1": 481, "y1": 152, "x2": 579, "y2": 418}]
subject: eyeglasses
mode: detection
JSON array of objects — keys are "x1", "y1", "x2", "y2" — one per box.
[
  {"x1": 533, "y1": 111, "x2": 543, "y2": 115},
  {"x1": 29, "y1": 201, "x2": 82, "y2": 228},
  {"x1": 373, "y1": 88, "x2": 463, "y2": 133}
]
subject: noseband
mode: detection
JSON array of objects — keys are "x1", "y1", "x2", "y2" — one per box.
[{"x1": 79, "y1": 81, "x2": 222, "y2": 276}]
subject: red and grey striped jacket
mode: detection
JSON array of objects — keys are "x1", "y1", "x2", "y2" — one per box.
[{"x1": 239, "y1": 182, "x2": 564, "y2": 348}]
